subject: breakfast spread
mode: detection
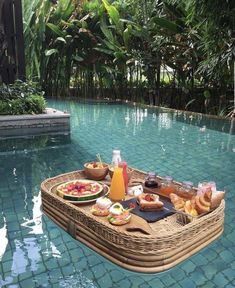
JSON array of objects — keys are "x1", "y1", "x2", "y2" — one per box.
[{"x1": 42, "y1": 166, "x2": 225, "y2": 273}]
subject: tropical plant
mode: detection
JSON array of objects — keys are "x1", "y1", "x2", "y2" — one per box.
[
  {"x1": 0, "y1": 80, "x2": 46, "y2": 115},
  {"x1": 21, "y1": 0, "x2": 234, "y2": 115}
]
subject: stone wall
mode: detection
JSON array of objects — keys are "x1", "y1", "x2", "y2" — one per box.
[{"x1": 0, "y1": 108, "x2": 70, "y2": 137}]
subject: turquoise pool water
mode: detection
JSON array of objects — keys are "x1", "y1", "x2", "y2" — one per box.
[{"x1": 0, "y1": 100, "x2": 235, "y2": 287}]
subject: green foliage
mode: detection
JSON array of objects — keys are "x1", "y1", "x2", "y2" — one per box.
[
  {"x1": 0, "y1": 81, "x2": 46, "y2": 115},
  {"x1": 22, "y1": 0, "x2": 234, "y2": 115}
]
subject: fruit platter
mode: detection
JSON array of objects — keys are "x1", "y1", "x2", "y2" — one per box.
[
  {"x1": 41, "y1": 168, "x2": 225, "y2": 273},
  {"x1": 56, "y1": 179, "x2": 103, "y2": 202}
]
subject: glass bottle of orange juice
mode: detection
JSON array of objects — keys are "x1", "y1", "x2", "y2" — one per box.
[{"x1": 109, "y1": 167, "x2": 125, "y2": 202}]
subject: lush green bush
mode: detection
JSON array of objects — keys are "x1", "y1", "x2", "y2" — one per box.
[{"x1": 0, "y1": 81, "x2": 46, "y2": 115}]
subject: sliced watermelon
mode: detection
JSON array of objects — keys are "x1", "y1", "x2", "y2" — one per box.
[{"x1": 57, "y1": 180, "x2": 103, "y2": 201}]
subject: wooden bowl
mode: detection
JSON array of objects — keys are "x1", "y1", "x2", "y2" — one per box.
[
  {"x1": 84, "y1": 163, "x2": 109, "y2": 181},
  {"x1": 108, "y1": 166, "x2": 133, "y2": 182}
]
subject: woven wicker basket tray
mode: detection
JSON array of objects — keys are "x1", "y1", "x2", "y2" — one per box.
[{"x1": 41, "y1": 168, "x2": 225, "y2": 273}]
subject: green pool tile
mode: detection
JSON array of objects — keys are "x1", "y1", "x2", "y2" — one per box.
[
  {"x1": 178, "y1": 277, "x2": 197, "y2": 288},
  {"x1": 161, "y1": 274, "x2": 178, "y2": 287},
  {"x1": 51, "y1": 283, "x2": 60, "y2": 287},
  {"x1": 189, "y1": 269, "x2": 207, "y2": 286},
  {"x1": 109, "y1": 269, "x2": 125, "y2": 283},
  {"x1": 168, "y1": 283, "x2": 183, "y2": 288},
  {"x1": 19, "y1": 277, "x2": 36, "y2": 288},
  {"x1": 202, "y1": 264, "x2": 218, "y2": 280},
  {"x1": 19, "y1": 271, "x2": 34, "y2": 282},
  {"x1": 70, "y1": 250, "x2": 82, "y2": 262},
  {"x1": 222, "y1": 268, "x2": 235, "y2": 281},
  {"x1": 2, "y1": 260, "x2": 12, "y2": 274},
  {"x1": 199, "y1": 281, "x2": 217, "y2": 288},
  {"x1": 191, "y1": 253, "x2": 209, "y2": 267},
  {"x1": 87, "y1": 255, "x2": 102, "y2": 267},
  {"x1": 220, "y1": 251, "x2": 235, "y2": 263},
  {"x1": 169, "y1": 268, "x2": 186, "y2": 282},
  {"x1": 7, "y1": 222, "x2": 21, "y2": 232},
  {"x1": 96, "y1": 273, "x2": 113, "y2": 288},
  {"x1": 65, "y1": 241, "x2": 78, "y2": 250},
  {"x1": 225, "y1": 284, "x2": 235, "y2": 288},
  {"x1": 205, "y1": 249, "x2": 219, "y2": 261},
  {"x1": 212, "y1": 273, "x2": 229, "y2": 287},
  {"x1": 45, "y1": 259, "x2": 59, "y2": 270},
  {"x1": 61, "y1": 264, "x2": 74, "y2": 277},
  {"x1": 33, "y1": 272, "x2": 49, "y2": 287},
  {"x1": 138, "y1": 282, "x2": 152, "y2": 288},
  {"x1": 180, "y1": 260, "x2": 197, "y2": 274}
]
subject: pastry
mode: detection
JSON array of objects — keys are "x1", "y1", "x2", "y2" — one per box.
[
  {"x1": 211, "y1": 191, "x2": 225, "y2": 209},
  {"x1": 184, "y1": 200, "x2": 198, "y2": 217},
  {"x1": 194, "y1": 190, "x2": 212, "y2": 214},
  {"x1": 91, "y1": 197, "x2": 112, "y2": 216},
  {"x1": 169, "y1": 193, "x2": 185, "y2": 211},
  {"x1": 137, "y1": 193, "x2": 164, "y2": 211}
]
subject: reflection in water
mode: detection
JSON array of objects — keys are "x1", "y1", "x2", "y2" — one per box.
[
  {"x1": 41, "y1": 234, "x2": 61, "y2": 259},
  {"x1": 23, "y1": 238, "x2": 41, "y2": 271},
  {"x1": 21, "y1": 192, "x2": 43, "y2": 235},
  {"x1": 0, "y1": 215, "x2": 8, "y2": 261},
  {"x1": 158, "y1": 113, "x2": 172, "y2": 130},
  {"x1": 59, "y1": 273, "x2": 97, "y2": 288},
  {"x1": 50, "y1": 242, "x2": 61, "y2": 258},
  {"x1": 11, "y1": 240, "x2": 28, "y2": 275},
  {"x1": 11, "y1": 238, "x2": 41, "y2": 275}
]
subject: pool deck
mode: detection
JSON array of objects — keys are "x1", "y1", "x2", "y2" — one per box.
[{"x1": 0, "y1": 108, "x2": 70, "y2": 137}]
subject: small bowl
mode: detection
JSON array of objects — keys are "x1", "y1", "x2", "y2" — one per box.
[
  {"x1": 84, "y1": 163, "x2": 109, "y2": 181},
  {"x1": 108, "y1": 166, "x2": 133, "y2": 182}
]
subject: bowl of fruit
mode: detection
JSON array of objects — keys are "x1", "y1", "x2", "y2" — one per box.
[{"x1": 84, "y1": 154, "x2": 109, "y2": 181}]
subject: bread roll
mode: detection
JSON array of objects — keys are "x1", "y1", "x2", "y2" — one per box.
[
  {"x1": 195, "y1": 195, "x2": 210, "y2": 214},
  {"x1": 211, "y1": 191, "x2": 225, "y2": 209}
]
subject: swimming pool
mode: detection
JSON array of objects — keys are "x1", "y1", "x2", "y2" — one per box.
[{"x1": 0, "y1": 100, "x2": 234, "y2": 287}]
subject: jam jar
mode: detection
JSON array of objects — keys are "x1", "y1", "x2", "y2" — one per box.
[
  {"x1": 177, "y1": 181, "x2": 195, "y2": 199},
  {"x1": 160, "y1": 176, "x2": 176, "y2": 196},
  {"x1": 145, "y1": 172, "x2": 158, "y2": 188}
]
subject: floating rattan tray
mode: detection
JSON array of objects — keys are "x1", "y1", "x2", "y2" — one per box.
[{"x1": 40, "y1": 168, "x2": 225, "y2": 273}]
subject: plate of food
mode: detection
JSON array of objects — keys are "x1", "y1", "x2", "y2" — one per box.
[{"x1": 51, "y1": 179, "x2": 109, "y2": 203}]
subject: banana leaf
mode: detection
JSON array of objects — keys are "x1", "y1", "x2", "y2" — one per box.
[{"x1": 47, "y1": 23, "x2": 65, "y2": 37}]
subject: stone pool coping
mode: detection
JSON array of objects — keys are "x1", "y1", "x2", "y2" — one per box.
[{"x1": 0, "y1": 108, "x2": 70, "y2": 137}]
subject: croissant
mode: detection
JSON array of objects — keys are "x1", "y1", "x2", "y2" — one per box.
[
  {"x1": 194, "y1": 190, "x2": 212, "y2": 214},
  {"x1": 184, "y1": 200, "x2": 198, "y2": 217},
  {"x1": 169, "y1": 193, "x2": 185, "y2": 211},
  {"x1": 170, "y1": 192, "x2": 212, "y2": 216}
]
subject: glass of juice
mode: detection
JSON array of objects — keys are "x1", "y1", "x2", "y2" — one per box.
[{"x1": 109, "y1": 167, "x2": 125, "y2": 202}]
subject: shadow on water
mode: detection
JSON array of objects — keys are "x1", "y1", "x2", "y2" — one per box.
[
  {"x1": 0, "y1": 133, "x2": 71, "y2": 154},
  {"x1": 173, "y1": 111, "x2": 235, "y2": 134}
]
